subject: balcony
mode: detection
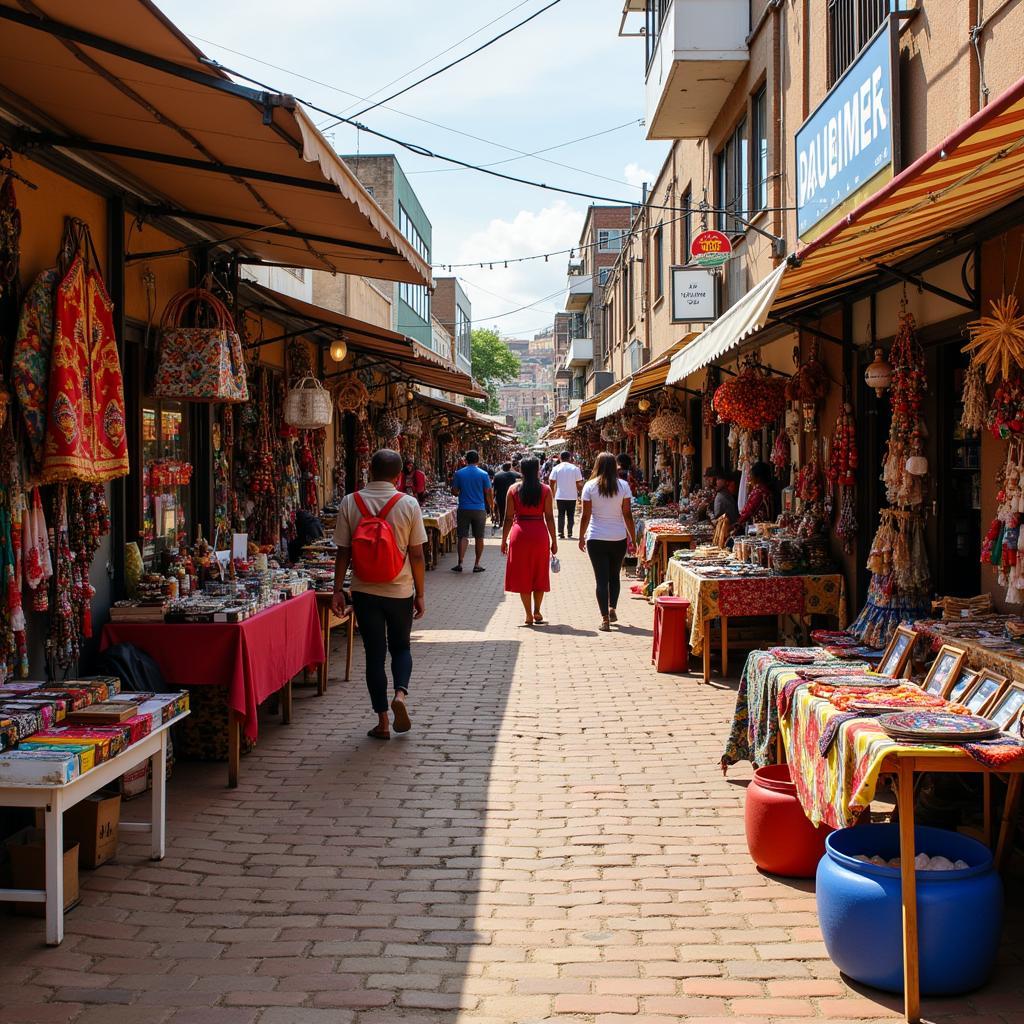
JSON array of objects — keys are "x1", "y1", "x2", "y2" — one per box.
[
  {"x1": 564, "y1": 337, "x2": 594, "y2": 369},
  {"x1": 565, "y1": 273, "x2": 593, "y2": 312},
  {"x1": 633, "y1": 0, "x2": 749, "y2": 140}
]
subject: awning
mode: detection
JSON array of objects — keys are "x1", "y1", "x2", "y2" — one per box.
[
  {"x1": 416, "y1": 394, "x2": 504, "y2": 433},
  {"x1": 666, "y1": 263, "x2": 787, "y2": 385},
  {"x1": 0, "y1": 0, "x2": 431, "y2": 286},
  {"x1": 595, "y1": 382, "x2": 632, "y2": 422},
  {"x1": 565, "y1": 407, "x2": 581, "y2": 430}
]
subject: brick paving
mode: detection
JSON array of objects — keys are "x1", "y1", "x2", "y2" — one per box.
[{"x1": 0, "y1": 534, "x2": 1023, "y2": 1023}]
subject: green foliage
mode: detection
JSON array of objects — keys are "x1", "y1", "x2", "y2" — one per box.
[{"x1": 467, "y1": 328, "x2": 519, "y2": 414}]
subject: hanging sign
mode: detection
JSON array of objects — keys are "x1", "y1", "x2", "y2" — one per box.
[
  {"x1": 671, "y1": 267, "x2": 718, "y2": 323},
  {"x1": 795, "y1": 16, "x2": 899, "y2": 238},
  {"x1": 690, "y1": 229, "x2": 732, "y2": 268}
]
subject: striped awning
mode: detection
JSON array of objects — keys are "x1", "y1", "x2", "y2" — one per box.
[{"x1": 595, "y1": 382, "x2": 632, "y2": 421}]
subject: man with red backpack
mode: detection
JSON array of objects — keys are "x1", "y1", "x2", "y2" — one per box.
[{"x1": 332, "y1": 449, "x2": 427, "y2": 740}]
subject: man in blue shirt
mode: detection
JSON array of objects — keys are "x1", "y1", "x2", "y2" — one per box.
[{"x1": 451, "y1": 449, "x2": 493, "y2": 573}]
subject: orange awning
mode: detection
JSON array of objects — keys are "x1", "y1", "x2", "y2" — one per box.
[{"x1": 0, "y1": 0, "x2": 431, "y2": 286}]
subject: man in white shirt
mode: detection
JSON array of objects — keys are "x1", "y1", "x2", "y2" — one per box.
[{"x1": 548, "y1": 450, "x2": 584, "y2": 539}]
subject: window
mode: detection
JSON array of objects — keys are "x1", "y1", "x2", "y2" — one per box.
[
  {"x1": 598, "y1": 228, "x2": 624, "y2": 252},
  {"x1": 629, "y1": 340, "x2": 644, "y2": 373},
  {"x1": 653, "y1": 225, "x2": 664, "y2": 300},
  {"x1": 752, "y1": 87, "x2": 769, "y2": 213},
  {"x1": 626, "y1": 259, "x2": 634, "y2": 327},
  {"x1": 456, "y1": 303, "x2": 471, "y2": 364},
  {"x1": 141, "y1": 399, "x2": 189, "y2": 567},
  {"x1": 397, "y1": 204, "x2": 431, "y2": 323},
  {"x1": 828, "y1": 0, "x2": 904, "y2": 85},
  {"x1": 716, "y1": 118, "x2": 749, "y2": 235},
  {"x1": 598, "y1": 266, "x2": 613, "y2": 287}
]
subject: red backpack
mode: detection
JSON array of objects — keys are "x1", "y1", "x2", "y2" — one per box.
[{"x1": 349, "y1": 492, "x2": 407, "y2": 583}]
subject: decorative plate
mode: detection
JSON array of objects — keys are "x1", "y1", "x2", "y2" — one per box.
[{"x1": 878, "y1": 711, "x2": 1000, "y2": 742}]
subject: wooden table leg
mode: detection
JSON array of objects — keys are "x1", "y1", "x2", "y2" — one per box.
[
  {"x1": 281, "y1": 679, "x2": 293, "y2": 726},
  {"x1": 897, "y1": 761, "x2": 921, "y2": 1024},
  {"x1": 721, "y1": 615, "x2": 729, "y2": 678},
  {"x1": 702, "y1": 617, "x2": 711, "y2": 684},
  {"x1": 995, "y1": 773, "x2": 1023, "y2": 872},
  {"x1": 345, "y1": 612, "x2": 355, "y2": 681},
  {"x1": 318, "y1": 609, "x2": 329, "y2": 697},
  {"x1": 151, "y1": 730, "x2": 167, "y2": 861},
  {"x1": 228, "y1": 710, "x2": 240, "y2": 789},
  {"x1": 44, "y1": 788, "x2": 65, "y2": 946}
]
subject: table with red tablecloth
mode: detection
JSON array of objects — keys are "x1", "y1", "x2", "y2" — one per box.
[{"x1": 101, "y1": 591, "x2": 324, "y2": 785}]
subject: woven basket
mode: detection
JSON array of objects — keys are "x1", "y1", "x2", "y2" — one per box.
[{"x1": 283, "y1": 377, "x2": 333, "y2": 429}]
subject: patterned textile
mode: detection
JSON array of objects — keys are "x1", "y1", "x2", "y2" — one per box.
[
  {"x1": 718, "y1": 575, "x2": 804, "y2": 617},
  {"x1": 912, "y1": 616, "x2": 1024, "y2": 686},
  {"x1": 423, "y1": 509, "x2": 457, "y2": 537},
  {"x1": 41, "y1": 252, "x2": 129, "y2": 483},
  {"x1": 849, "y1": 571, "x2": 928, "y2": 648},
  {"x1": 807, "y1": 681, "x2": 968, "y2": 713},
  {"x1": 12, "y1": 269, "x2": 56, "y2": 477},
  {"x1": 962, "y1": 735, "x2": 1024, "y2": 768}
]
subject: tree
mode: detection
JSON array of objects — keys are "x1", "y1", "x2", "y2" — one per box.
[{"x1": 467, "y1": 327, "x2": 519, "y2": 414}]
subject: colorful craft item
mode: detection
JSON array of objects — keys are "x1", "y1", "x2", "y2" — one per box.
[
  {"x1": 712, "y1": 360, "x2": 787, "y2": 430},
  {"x1": 147, "y1": 459, "x2": 193, "y2": 489}
]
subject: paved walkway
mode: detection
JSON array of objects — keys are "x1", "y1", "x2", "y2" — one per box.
[{"x1": 1, "y1": 535, "x2": 1023, "y2": 1024}]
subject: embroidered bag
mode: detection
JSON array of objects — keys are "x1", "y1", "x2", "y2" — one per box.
[
  {"x1": 154, "y1": 287, "x2": 248, "y2": 403},
  {"x1": 350, "y1": 492, "x2": 406, "y2": 583}
]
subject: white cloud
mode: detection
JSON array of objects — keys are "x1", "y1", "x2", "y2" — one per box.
[{"x1": 623, "y1": 162, "x2": 655, "y2": 189}]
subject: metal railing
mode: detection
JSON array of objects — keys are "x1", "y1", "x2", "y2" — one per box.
[
  {"x1": 828, "y1": 0, "x2": 905, "y2": 85},
  {"x1": 645, "y1": 0, "x2": 673, "y2": 73}
]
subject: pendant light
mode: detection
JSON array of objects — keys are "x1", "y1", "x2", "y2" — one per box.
[
  {"x1": 864, "y1": 348, "x2": 892, "y2": 397},
  {"x1": 329, "y1": 337, "x2": 348, "y2": 363}
]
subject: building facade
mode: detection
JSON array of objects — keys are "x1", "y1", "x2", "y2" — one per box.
[{"x1": 432, "y1": 276, "x2": 473, "y2": 378}]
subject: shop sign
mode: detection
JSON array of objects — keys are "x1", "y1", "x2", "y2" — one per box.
[
  {"x1": 671, "y1": 267, "x2": 718, "y2": 323},
  {"x1": 795, "y1": 16, "x2": 899, "y2": 238},
  {"x1": 690, "y1": 230, "x2": 732, "y2": 268}
]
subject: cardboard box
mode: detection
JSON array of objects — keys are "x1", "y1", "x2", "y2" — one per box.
[
  {"x1": 64, "y1": 794, "x2": 120, "y2": 869},
  {"x1": 6, "y1": 827, "x2": 79, "y2": 915},
  {"x1": 120, "y1": 761, "x2": 149, "y2": 800}
]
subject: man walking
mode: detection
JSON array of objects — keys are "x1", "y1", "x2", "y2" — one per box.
[
  {"x1": 491, "y1": 461, "x2": 520, "y2": 532},
  {"x1": 549, "y1": 450, "x2": 583, "y2": 539},
  {"x1": 451, "y1": 449, "x2": 493, "y2": 573},
  {"x1": 332, "y1": 449, "x2": 426, "y2": 740}
]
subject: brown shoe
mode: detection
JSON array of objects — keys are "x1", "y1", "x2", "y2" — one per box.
[{"x1": 391, "y1": 697, "x2": 412, "y2": 733}]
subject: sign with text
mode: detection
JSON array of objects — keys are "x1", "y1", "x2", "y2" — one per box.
[
  {"x1": 795, "y1": 16, "x2": 899, "y2": 238},
  {"x1": 690, "y1": 229, "x2": 732, "y2": 268},
  {"x1": 671, "y1": 267, "x2": 717, "y2": 323}
]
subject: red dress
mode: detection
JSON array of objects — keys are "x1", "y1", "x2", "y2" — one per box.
[{"x1": 504, "y1": 485, "x2": 551, "y2": 593}]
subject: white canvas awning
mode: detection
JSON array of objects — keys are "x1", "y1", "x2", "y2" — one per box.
[
  {"x1": 595, "y1": 381, "x2": 632, "y2": 421},
  {"x1": 565, "y1": 407, "x2": 581, "y2": 430},
  {"x1": 667, "y1": 262, "x2": 787, "y2": 385}
]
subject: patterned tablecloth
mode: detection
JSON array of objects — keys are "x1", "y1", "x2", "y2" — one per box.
[
  {"x1": 912, "y1": 616, "x2": 1024, "y2": 684},
  {"x1": 423, "y1": 509, "x2": 457, "y2": 537},
  {"x1": 665, "y1": 560, "x2": 847, "y2": 656}
]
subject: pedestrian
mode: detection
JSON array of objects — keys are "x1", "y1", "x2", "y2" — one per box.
[
  {"x1": 331, "y1": 448, "x2": 426, "y2": 740},
  {"x1": 287, "y1": 507, "x2": 325, "y2": 564},
  {"x1": 492, "y1": 461, "x2": 521, "y2": 531},
  {"x1": 578, "y1": 451, "x2": 636, "y2": 632},
  {"x1": 712, "y1": 467, "x2": 739, "y2": 525},
  {"x1": 451, "y1": 449, "x2": 493, "y2": 573},
  {"x1": 548, "y1": 450, "x2": 584, "y2": 539},
  {"x1": 400, "y1": 457, "x2": 427, "y2": 505},
  {"x1": 733, "y1": 460, "x2": 775, "y2": 533},
  {"x1": 501, "y1": 457, "x2": 557, "y2": 626}
]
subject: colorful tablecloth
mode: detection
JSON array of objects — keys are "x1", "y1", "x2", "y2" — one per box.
[
  {"x1": 912, "y1": 616, "x2": 1024, "y2": 685},
  {"x1": 423, "y1": 509, "x2": 457, "y2": 537},
  {"x1": 665, "y1": 560, "x2": 847, "y2": 655},
  {"x1": 100, "y1": 591, "x2": 324, "y2": 740}
]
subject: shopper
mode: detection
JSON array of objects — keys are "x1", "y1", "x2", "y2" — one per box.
[
  {"x1": 331, "y1": 448, "x2": 426, "y2": 740},
  {"x1": 451, "y1": 449, "x2": 493, "y2": 572},
  {"x1": 712, "y1": 467, "x2": 739, "y2": 525},
  {"x1": 733, "y1": 460, "x2": 775, "y2": 533},
  {"x1": 578, "y1": 451, "x2": 636, "y2": 632},
  {"x1": 400, "y1": 458, "x2": 427, "y2": 505},
  {"x1": 501, "y1": 457, "x2": 557, "y2": 626},
  {"x1": 549, "y1": 450, "x2": 584, "y2": 539},
  {"x1": 492, "y1": 461, "x2": 521, "y2": 530}
]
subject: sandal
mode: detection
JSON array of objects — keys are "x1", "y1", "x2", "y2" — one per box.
[
  {"x1": 523, "y1": 617, "x2": 534, "y2": 627},
  {"x1": 391, "y1": 697, "x2": 411, "y2": 733},
  {"x1": 533, "y1": 614, "x2": 544, "y2": 623},
  {"x1": 608, "y1": 609, "x2": 618, "y2": 623},
  {"x1": 367, "y1": 726, "x2": 391, "y2": 740},
  {"x1": 599, "y1": 620, "x2": 611, "y2": 632},
  {"x1": 473, "y1": 565, "x2": 486, "y2": 573},
  {"x1": 451, "y1": 564, "x2": 463, "y2": 572}
]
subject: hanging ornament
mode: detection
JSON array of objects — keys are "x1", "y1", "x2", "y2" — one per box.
[
  {"x1": 786, "y1": 342, "x2": 830, "y2": 433},
  {"x1": 962, "y1": 293, "x2": 1024, "y2": 383},
  {"x1": 960, "y1": 360, "x2": 988, "y2": 435},
  {"x1": 864, "y1": 348, "x2": 893, "y2": 397}
]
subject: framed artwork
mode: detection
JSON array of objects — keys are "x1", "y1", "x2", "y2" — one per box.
[
  {"x1": 963, "y1": 672, "x2": 1007, "y2": 715},
  {"x1": 984, "y1": 681, "x2": 1024, "y2": 730},
  {"x1": 944, "y1": 665, "x2": 978, "y2": 703},
  {"x1": 921, "y1": 644, "x2": 967, "y2": 696},
  {"x1": 878, "y1": 625, "x2": 916, "y2": 679}
]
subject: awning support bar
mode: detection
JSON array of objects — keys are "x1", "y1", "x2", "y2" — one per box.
[
  {"x1": 875, "y1": 263, "x2": 977, "y2": 311},
  {"x1": 244, "y1": 326, "x2": 312, "y2": 351},
  {"x1": 769, "y1": 314, "x2": 851, "y2": 349}
]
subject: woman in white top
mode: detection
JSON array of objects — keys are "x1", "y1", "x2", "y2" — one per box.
[{"x1": 578, "y1": 451, "x2": 637, "y2": 632}]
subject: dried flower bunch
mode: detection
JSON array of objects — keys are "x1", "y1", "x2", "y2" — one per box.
[
  {"x1": 960, "y1": 360, "x2": 988, "y2": 435},
  {"x1": 713, "y1": 358, "x2": 787, "y2": 430},
  {"x1": 648, "y1": 406, "x2": 688, "y2": 441},
  {"x1": 963, "y1": 293, "x2": 1024, "y2": 383}
]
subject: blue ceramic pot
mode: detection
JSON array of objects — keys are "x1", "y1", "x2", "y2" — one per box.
[{"x1": 816, "y1": 824, "x2": 1002, "y2": 994}]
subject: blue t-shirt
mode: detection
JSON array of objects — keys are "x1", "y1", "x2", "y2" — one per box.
[{"x1": 453, "y1": 465, "x2": 491, "y2": 511}]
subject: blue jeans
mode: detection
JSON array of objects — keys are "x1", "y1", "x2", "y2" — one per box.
[{"x1": 350, "y1": 592, "x2": 414, "y2": 713}]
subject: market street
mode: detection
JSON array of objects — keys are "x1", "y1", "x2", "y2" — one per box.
[{"x1": 0, "y1": 537, "x2": 1019, "y2": 1024}]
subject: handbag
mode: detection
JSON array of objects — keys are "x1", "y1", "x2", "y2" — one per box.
[
  {"x1": 283, "y1": 376, "x2": 333, "y2": 430},
  {"x1": 153, "y1": 287, "x2": 248, "y2": 403}
]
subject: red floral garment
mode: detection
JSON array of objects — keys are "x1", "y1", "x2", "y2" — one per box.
[
  {"x1": 735, "y1": 482, "x2": 773, "y2": 529},
  {"x1": 717, "y1": 575, "x2": 805, "y2": 617}
]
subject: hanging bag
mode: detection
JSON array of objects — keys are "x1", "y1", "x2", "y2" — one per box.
[
  {"x1": 349, "y1": 491, "x2": 406, "y2": 583},
  {"x1": 283, "y1": 376, "x2": 333, "y2": 429},
  {"x1": 153, "y1": 287, "x2": 248, "y2": 403}
]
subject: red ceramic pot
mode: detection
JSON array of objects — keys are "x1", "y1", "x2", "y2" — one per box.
[{"x1": 745, "y1": 764, "x2": 832, "y2": 878}]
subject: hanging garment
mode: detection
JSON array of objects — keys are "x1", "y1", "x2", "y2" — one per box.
[
  {"x1": 22, "y1": 487, "x2": 51, "y2": 612},
  {"x1": 12, "y1": 269, "x2": 57, "y2": 478},
  {"x1": 0, "y1": 175, "x2": 22, "y2": 352},
  {"x1": 41, "y1": 221, "x2": 129, "y2": 484}
]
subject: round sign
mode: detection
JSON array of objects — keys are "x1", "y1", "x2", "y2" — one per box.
[{"x1": 690, "y1": 229, "x2": 732, "y2": 268}]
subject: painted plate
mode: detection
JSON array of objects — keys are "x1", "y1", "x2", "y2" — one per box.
[{"x1": 878, "y1": 711, "x2": 1000, "y2": 741}]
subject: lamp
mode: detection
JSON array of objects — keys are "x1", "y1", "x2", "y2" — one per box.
[
  {"x1": 864, "y1": 348, "x2": 892, "y2": 397},
  {"x1": 406, "y1": 389, "x2": 415, "y2": 402},
  {"x1": 638, "y1": 398, "x2": 651, "y2": 412},
  {"x1": 329, "y1": 337, "x2": 348, "y2": 363}
]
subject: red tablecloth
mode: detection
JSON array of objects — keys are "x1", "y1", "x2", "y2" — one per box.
[{"x1": 100, "y1": 591, "x2": 324, "y2": 739}]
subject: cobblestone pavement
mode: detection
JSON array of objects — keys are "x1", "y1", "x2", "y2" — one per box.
[{"x1": 1, "y1": 535, "x2": 1022, "y2": 1024}]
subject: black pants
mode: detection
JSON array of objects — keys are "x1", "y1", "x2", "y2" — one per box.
[
  {"x1": 350, "y1": 591, "x2": 414, "y2": 714},
  {"x1": 586, "y1": 539, "x2": 628, "y2": 617},
  {"x1": 556, "y1": 499, "x2": 577, "y2": 537},
  {"x1": 494, "y1": 490, "x2": 510, "y2": 528}
]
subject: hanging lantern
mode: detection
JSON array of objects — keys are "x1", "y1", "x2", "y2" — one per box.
[
  {"x1": 329, "y1": 337, "x2": 348, "y2": 363},
  {"x1": 864, "y1": 348, "x2": 892, "y2": 397},
  {"x1": 406, "y1": 389, "x2": 415, "y2": 401},
  {"x1": 440, "y1": 416, "x2": 449, "y2": 427},
  {"x1": 638, "y1": 398, "x2": 651, "y2": 412}
]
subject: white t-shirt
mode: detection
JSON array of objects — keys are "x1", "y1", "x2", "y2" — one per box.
[
  {"x1": 581, "y1": 477, "x2": 633, "y2": 542},
  {"x1": 549, "y1": 461, "x2": 583, "y2": 501}
]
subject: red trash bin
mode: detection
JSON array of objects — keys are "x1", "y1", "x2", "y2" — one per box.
[{"x1": 652, "y1": 595, "x2": 690, "y2": 673}]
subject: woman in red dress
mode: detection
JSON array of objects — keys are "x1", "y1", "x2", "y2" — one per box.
[{"x1": 501, "y1": 457, "x2": 558, "y2": 626}]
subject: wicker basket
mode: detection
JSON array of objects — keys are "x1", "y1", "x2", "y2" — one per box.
[{"x1": 283, "y1": 377, "x2": 333, "y2": 429}]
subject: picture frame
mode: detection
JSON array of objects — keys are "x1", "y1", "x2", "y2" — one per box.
[
  {"x1": 878, "y1": 625, "x2": 916, "y2": 679},
  {"x1": 962, "y1": 672, "x2": 1008, "y2": 715},
  {"x1": 983, "y1": 681, "x2": 1024, "y2": 730},
  {"x1": 921, "y1": 644, "x2": 967, "y2": 696},
  {"x1": 943, "y1": 665, "x2": 978, "y2": 703}
]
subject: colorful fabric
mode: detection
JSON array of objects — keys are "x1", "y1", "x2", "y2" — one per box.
[
  {"x1": 807, "y1": 681, "x2": 966, "y2": 713},
  {"x1": 962, "y1": 735, "x2": 1024, "y2": 768},
  {"x1": 717, "y1": 575, "x2": 804, "y2": 617},
  {"x1": 12, "y1": 269, "x2": 56, "y2": 477},
  {"x1": 42, "y1": 253, "x2": 129, "y2": 483}
]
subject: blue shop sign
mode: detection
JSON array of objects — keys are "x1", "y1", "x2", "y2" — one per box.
[{"x1": 795, "y1": 18, "x2": 899, "y2": 237}]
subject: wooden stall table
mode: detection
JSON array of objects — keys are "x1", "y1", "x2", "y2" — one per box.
[
  {"x1": 0, "y1": 709, "x2": 188, "y2": 945},
  {"x1": 101, "y1": 591, "x2": 324, "y2": 788},
  {"x1": 422, "y1": 508, "x2": 457, "y2": 570},
  {"x1": 777, "y1": 673, "x2": 1024, "y2": 1023},
  {"x1": 666, "y1": 558, "x2": 846, "y2": 682},
  {"x1": 913, "y1": 615, "x2": 1024, "y2": 684},
  {"x1": 314, "y1": 591, "x2": 355, "y2": 694}
]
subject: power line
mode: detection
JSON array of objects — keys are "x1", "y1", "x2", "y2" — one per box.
[{"x1": 337, "y1": 0, "x2": 564, "y2": 123}]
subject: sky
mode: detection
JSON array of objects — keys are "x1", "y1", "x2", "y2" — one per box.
[{"x1": 156, "y1": 0, "x2": 670, "y2": 338}]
